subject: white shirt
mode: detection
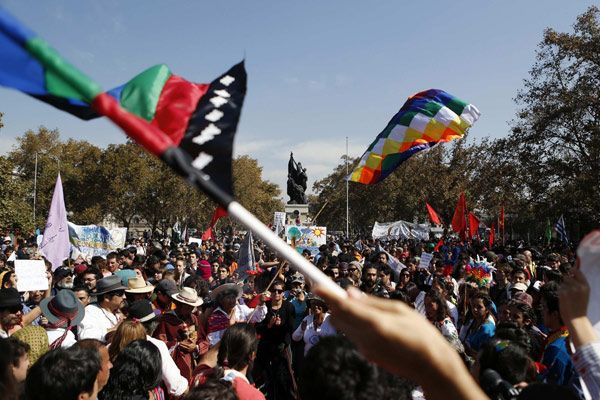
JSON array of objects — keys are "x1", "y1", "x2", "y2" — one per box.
[
  {"x1": 147, "y1": 335, "x2": 188, "y2": 396},
  {"x1": 78, "y1": 303, "x2": 121, "y2": 342},
  {"x1": 46, "y1": 327, "x2": 77, "y2": 348},
  {"x1": 447, "y1": 301, "x2": 459, "y2": 326},
  {"x1": 208, "y1": 303, "x2": 267, "y2": 345},
  {"x1": 292, "y1": 313, "x2": 337, "y2": 355}
]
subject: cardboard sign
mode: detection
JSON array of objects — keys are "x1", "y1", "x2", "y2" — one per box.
[
  {"x1": 418, "y1": 252, "x2": 434, "y2": 271},
  {"x1": 15, "y1": 259, "x2": 49, "y2": 292},
  {"x1": 188, "y1": 238, "x2": 202, "y2": 246}
]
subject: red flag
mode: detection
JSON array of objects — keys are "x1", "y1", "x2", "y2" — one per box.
[
  {"x1": 426, "y1": 203, "x2": 441, "y2": 226},
  {"x1": 201, "y1": 226, "x2": 214, "y2": 241},
  {"x1": 201, "y1": 206, "x2": 228, "y2": 240},
  {"x1": 489, "y1": 221, "x2": 495, "y2": 248},
  {"x1": 451, "y1": 193, "x2": 467, "y2": 240},
  {"x1": 434, "y1": 238, "x2": 444, "y2": 251},
  {"x1": 499, "y1": 205, "x2": 505, "y2": 244},
  {"x1": 469, "y1": 212, "x2": 481, "y2": 242}
]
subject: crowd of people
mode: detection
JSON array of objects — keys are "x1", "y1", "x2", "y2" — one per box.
[{"x1": 0, "y1": 231, "x2": 598, "y2": 400}]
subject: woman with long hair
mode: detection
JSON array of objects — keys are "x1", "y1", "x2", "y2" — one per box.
[
  {"x1": 196, "y1": 323, "x2": 265, "y2": 400},
  {"x1": 99, "y1": 339, "x2": 163, "y2": 400},
  {"x1": 464, "y1": 293, "x2": 495, "y2": 357},
  {"x1": 424, "y1": 290, "x2": 458, "y2": 341},
  {"x1": 107, "y1": 320, "x2": 146, "y2": 362}
]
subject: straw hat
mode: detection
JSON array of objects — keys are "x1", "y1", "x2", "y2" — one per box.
[
  {"x1": 171, "y1": 287, "x2": 203, "y2": 307},
  {"x1": 125, "y1": 277, "x2": 154, "y2": 294}
]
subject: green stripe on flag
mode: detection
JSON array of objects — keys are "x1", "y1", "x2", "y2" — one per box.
[
  {"x1": 396, "y1": 111, "x2": 417, "y2": 127},
  {"x1": 381, "y1": 152, "x2": 403, "y2": 170},
  {"x1": 446, "y1": 97, "x2": 469, "y2": 117},
  {"x1": 25, "y1": 37, "x2": 103, "y2": 102},
  {"x1": 419, "y1": 100, "x2": 443, "y2": 118},
  {"x1": 120, "y1": 64, "x2": 172, "y2": 122}
]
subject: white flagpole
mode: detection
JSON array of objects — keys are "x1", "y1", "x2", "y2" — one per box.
[{"x1": 228, "y1": 201, "x2": 347, "y2": 299}]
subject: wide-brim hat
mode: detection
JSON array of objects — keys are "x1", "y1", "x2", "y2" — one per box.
[
  {"x1": 95, "y1": 275, "x2": 127, "y2": 295},
  {"x1": 0, "y1": 288, "x2": 21, "y2": 308},
  {"x1": 125, "y1": 277, "x2": 154, "y2": 294},
  {"x1": 306, "y1": 294, "x2": 326, "y2": 307},
  {"x1": 210, "y1": 283, "x2": 243, "y2": 302},
  {"x1": 171, "y1": 287, "x2": 204, "y2": 307},
  {"x1": 127, "y1": 299, "x2": 158, "y2": 322},
  {"x1": 40, "y1": 290, "x2": 85, "y2": 326}
]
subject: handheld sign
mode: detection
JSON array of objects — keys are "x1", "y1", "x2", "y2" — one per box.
[
  {"x1": 15, "y1": 260, "x2": 49, "y2": 292},
  {"x1": 418, "y1": 252, "x2": 434, "y2": 271}
]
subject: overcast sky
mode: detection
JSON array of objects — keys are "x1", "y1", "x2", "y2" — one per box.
[{"x1": 0, "y1": 1, "x2": 593, "y2": 199}]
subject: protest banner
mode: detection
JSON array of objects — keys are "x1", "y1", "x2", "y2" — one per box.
[
  {"x1": 273, "y1": 212, "x2": 286, "y2": 235},
  {"x1": 285, "y1": 225, "x2": 327, "y2": 255},
  {"x1": 372, "y1": 220, "x2": 429, "y2": 241},
  {"x1": 418, "y1": 252, "x2": 434, "y2": 271},
  {"x1": 188, "y1": 237, "x2": 202, "y2": 246},
  {"x1": 68, "y1": 222, "x2": 127, "y2": 263},
  {"x1": 15, "y1": 260, "x2": 48, "y2": 292}
]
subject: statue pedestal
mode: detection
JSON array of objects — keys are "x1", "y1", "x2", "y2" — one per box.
[{"x1": 285, "y1": 204, "x2": 309, "y2": 225}]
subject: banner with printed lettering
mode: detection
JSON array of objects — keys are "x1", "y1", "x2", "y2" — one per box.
[
  {"x1": 285, "y1": 225, "x2": 327, "y2": 255},
  {"x1": 372, "y1": 220, "x2": 429, "y2": 241},
  {"x1": 68, "y1": 222, "x2": 127, "y2": 263}
]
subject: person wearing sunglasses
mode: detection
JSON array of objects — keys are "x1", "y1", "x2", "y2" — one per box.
[
  {"x1": 0, "y1": 288, "x2": 23, "y2": 338},
  {"x1": 78, "y1": 275, "x2": 126, "y2": 342},
  {"x1": 255, "y1": 279, "x2": 298, "y2": 400},
  {"x1": 51, "y1": 266, "x2": 74, "y2": 296}
]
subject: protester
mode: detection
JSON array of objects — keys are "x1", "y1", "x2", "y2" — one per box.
[
  {"x1": 78, "y1": 275, "x2": 126, "y2": 342},
  {"x1": 204, "y1": 323, "x2": 266, "y2": 400},
  {"x1": 153, "y1": 287, "x2": 209, "y2": 382},
  {"x1": 292, "y1": 294, "x2": 336, "y2": 356},
  {"x1": 207, "y1": 283, "x2": 267, "y2": 345},
  {"x1": 25, "y1": 346, "x2": 103, "y2": 400},
  {"x1": 255, "y1": 279, "x2": 297, "y2": 400},
  {"x1": 127, "y1": 299, "x2": 189, "y2": 397},
  {"x1": 40, "y1": 289, "x2": 85, "y2": 348},
  {"x1": 99, "y1": 339, "x2": 163, "y2": 400}
]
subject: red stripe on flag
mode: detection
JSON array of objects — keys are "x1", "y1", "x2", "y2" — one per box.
[
  {"x1": 92, "y1": 92, "x2": 172, "y2": 156},
  {"x1": 152, "y1": 75, "x2": 209, "y2": 146}
]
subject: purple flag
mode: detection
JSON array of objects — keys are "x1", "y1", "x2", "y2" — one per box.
[{"x1": 40, "y1": 173, "x2": 70, "y2": 271}]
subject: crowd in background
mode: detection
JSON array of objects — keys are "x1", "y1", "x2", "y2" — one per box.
[{"x1": 0, "y1": 231, "x2": 598, "y2": 400}]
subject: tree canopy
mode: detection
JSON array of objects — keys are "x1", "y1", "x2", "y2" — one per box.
[{"x1": 312, "y1": 7, "x2": 600, "y2": 240}]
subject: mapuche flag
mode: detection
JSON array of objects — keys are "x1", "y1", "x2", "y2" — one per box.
[
  {"x1": 348, "y1": 89, "x2": 480, "y2": 184},
  {"x1": 0, "y1": 7, "x2": 245, "y2": 197}
]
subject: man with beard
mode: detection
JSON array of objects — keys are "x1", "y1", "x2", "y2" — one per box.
[
  {"x1": 78, "y1": 276, "x2": 126, "y2": 342},
  {"x1": 51, "y1": 266, "x2": 74, "y2": 295},
  {"x1": 0, "y1": 288, "x2": 22, "y2": 338},
  {"x1": 359, "y1": 265, "x2": 389, "y2": 298}
]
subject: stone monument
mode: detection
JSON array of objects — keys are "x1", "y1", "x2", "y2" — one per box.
[{"x1": 285, "y1": 152, "x2": 309, "y2": 224}]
